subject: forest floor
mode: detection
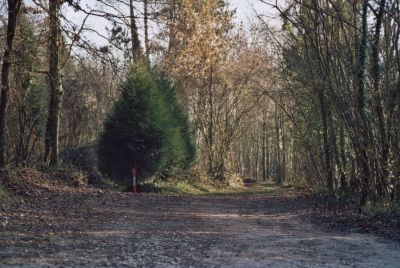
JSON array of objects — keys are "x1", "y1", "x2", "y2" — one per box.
[{"x1": 1, "y1": 170, "x2": 400, "y2": 267}]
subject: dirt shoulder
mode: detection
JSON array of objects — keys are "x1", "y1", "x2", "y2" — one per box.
[{"x1": 1, "y1": 179, "x2": 400, "y2": 267}]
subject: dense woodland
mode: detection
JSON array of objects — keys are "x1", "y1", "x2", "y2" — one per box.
[{"x1": 0, "y1": 0, "x2": 399, "y2": 205}]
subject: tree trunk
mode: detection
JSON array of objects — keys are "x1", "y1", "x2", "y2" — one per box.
[
  {"x1": 207, "y1": 66, "x2": 215, "y2": 179},
  {"x1": 319, "y1": 89, "x2": 333, "y2": 193},
  {"x1": 44, "y1": 0, "x2": 63, "y2": 166},
  {"x1": 275, "y1": 107, "x2": 282, "y2": 184},
  {"x1": 266, "y1": 131, "x2": 270, "y2": 180},
  {"x1": 255, "y1": 134, "x2": 259, "y2": 180},
  {"x1": 281, "y1": 115, "x2": 286, "y2": 183},
  {"x1": 130, "y1": 0, "x2": 141, "y2": 60},
  {"x1": 338, "y1": 126, "x2": 347, "y2": 191},
  {"x1": 144, "y1": 0, "x2": 150, "y2": 62},
  {"x1": 371, "y1": 0, "x2": 388, "y2": 198},
  {"x1": 0, "y1": 0, "x2": 22, "y2": 168},
  {"x1": 167, "y1": 0, "x2": 177, "y2": 53},
  {"x1": 262, "y1": 115, "x2": 267, "y2": 181},
  {"x1": 357, "y1": 0, "x2": 371, "y2": 203}
]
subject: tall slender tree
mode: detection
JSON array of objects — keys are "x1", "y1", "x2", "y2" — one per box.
[
  {"x1": 129, "y1": 0, "x2": 141, "y2": 59},
  {"x1": 144, "y1": 0, "x2": 150, "y2": 62},
  {"x1": 0, "y1": 0, "x2": 22, "y2": 168},
  {"x1": 44, "y1": 0, "x2": 63, "y2": 166},
  {"x1": 357, "y1": 0, "x2": 370, "y2": 202}
]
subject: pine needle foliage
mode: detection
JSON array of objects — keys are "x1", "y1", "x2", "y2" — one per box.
[{"x1": 98, "y1": 64, "x2": 195, "y2": 181}]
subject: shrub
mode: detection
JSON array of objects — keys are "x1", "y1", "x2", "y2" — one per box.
[{"x1": 61, "y1": 144, "x2": 104, "y2": 184}]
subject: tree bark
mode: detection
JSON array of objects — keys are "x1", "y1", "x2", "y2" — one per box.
[
  {"x1": 275, "y1": 106, "x2": 282, "y2": 184},
  {"x1": 144, "y1": 0, "x2": 150, "y2": 62},
  {"x1": 357, "y1": 0, "x2": 371, "y2": 203},
  {"x1": 319, "y1": 89, "x2": 334, "y2": 193},
  {"x1": 44, "y1": 0, "x2": 63, "y2": 166},
  {"x1": 261, "y1": 114, "x2": 267, "y2": 181},
  {"x1": 207, "y1": 66, "x2": 215, "y2": 179},
  {"x1": 130, "y1": 0, "x2": 141, "y2": 60},
  {"x1": 281, "y1": 113, "x2": 286, "y2": 183},
  {"x1": 255, "y1": 134, "x2": 259, "y2": 179},
  {"x1": 0, "y1": 0, "x2": 22, "y2": 168},
  {"x1": 338, "y1": 126, "x2": 347, "y2": 190},
  {"x1": 371, "y1": 0, "x2": 388, "y2": 198}
]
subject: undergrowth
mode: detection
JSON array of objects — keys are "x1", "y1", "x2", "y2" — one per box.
[
  {"x1": 0, "y1": 183, "x2": 11, "y2": 207},
  {"x1": 363, "y1": 200, "x2": 400, "y2": 215}
]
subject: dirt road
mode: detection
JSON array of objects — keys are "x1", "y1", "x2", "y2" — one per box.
[{"x1": 1, "y1": 189, "x2": 400, "y2": 267}]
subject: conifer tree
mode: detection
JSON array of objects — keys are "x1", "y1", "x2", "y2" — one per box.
[{"x1": 98, "y1": 64, "x2": 194, "y2": 181}]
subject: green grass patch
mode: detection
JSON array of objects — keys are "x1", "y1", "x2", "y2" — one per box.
[
  {"x1": 204, "y1": 183, "x2": 293, "y2": 196},
  {"x1": 139, "y1": 178, "x2": 213, "y2": 195},
  {"x1": 140, "y1": 178, "x2": 293, "y2": 196}
]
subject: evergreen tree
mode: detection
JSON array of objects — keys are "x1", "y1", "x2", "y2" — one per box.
[
  {"x1": 98, "y1": 64, "x2": 195, "y2": 181},
  {"x1": 156, "y1": 75, "x2": 196, "y2": 174}
]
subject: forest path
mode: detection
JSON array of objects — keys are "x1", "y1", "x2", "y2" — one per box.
[{"x1": 1, "y1": 185, "x2": 400, "y2": 267}]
